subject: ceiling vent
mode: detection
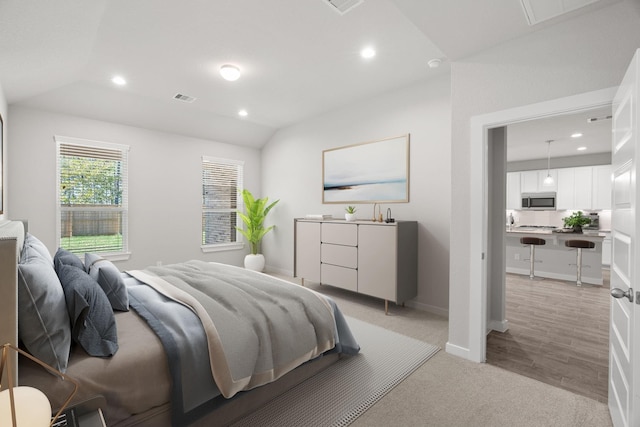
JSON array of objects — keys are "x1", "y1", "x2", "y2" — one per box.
[
  {"x1": 323, "y1": 0, "x2": 364, "y2": 15},
  {"x1": 173, "y1": 93, "x2": 196, "y2": 103},
  {"x1": 520, "y1": 0, "x2": 599, "y2": 25}
]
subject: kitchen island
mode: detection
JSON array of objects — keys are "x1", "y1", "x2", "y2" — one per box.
[{"x1": 505, "y1": 228, "x2": 605, "y2": 285}]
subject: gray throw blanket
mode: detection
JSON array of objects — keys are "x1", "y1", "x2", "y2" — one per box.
[{"x1": 127, "y1": 260, "x2": 339, "y2": 399}]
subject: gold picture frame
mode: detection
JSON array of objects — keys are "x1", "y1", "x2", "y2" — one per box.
[{"x1": 322, "y1": 134, "x2": 410, "y2": 204}]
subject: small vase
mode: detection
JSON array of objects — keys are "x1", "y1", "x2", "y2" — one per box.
[
  {"x1": 572, "y1": 225, "x2": 583, "y2": 234},
  {"x1": 345, "y1": 213, "x2": 357, "y2": 221},
  {"x1": 244, "y1": 254, "x2": 265, "y2": 272}
]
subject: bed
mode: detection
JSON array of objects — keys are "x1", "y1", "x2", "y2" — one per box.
[{"x1": 0, "y1": 220, "x2": 359, "y2": 426}]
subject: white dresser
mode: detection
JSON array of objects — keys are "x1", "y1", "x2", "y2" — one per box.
[{"x1": 294, "y1": 219, "x2": 417, "y2": 313}]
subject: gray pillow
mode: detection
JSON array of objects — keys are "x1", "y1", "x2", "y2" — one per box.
[
  {"x1": 18, "y1": 246, "x2": 72, "y2": 373},
  {"x1": 20, "y1": 233, "x2": 53, "y2": 266},
  {"x1": 54, "y1": 248, "x2": 84, "y2": 273},
  {"x1": 84, "y1": 253, "x2": 129, "y2": 311},
  {"x1": 57, "y1": 264, "x2": 118, "y2": 357}
]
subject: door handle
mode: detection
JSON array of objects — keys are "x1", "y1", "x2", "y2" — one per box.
[{"x1": 611, "y1": 287, "x2": 634, "y2": 303}]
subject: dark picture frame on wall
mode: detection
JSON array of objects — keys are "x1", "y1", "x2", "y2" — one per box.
[
  {"x1": 0, "y1": 113, "x2": 3, "y2": 215},
  {"x1": 322, "y1": 134, "x2": 410, "y2": 204}
]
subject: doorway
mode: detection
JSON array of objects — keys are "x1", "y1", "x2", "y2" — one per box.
[
  {"x1": 466, "y1": 87, "x2": 617, "y2": 362},
  {"x1": 474, "y1": 93, "x2": 615, "y2": 400}
]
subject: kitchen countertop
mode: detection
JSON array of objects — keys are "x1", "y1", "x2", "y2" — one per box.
[{"x1": 506, "y1": 228, "x2": 606, "y2": 238}]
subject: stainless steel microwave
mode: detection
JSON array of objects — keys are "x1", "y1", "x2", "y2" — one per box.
[{"x1": 521, "y1": 192, "x2": 556, "y2": 210}]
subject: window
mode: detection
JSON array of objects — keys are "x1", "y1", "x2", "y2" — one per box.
[
  {"x1": 202, "y1": 156, "x2": 244, "y2": 252},
  {"x1": 56, "y1": 136, "x2": 129, "y2": 258}
]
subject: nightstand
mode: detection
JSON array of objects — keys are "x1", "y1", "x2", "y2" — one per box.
[{"x1": 52, "y1": 395, "x2": 107, "y2": 427}]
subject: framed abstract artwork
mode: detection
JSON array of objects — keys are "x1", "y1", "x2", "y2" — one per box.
[{"x1": 322, "y1": 134, "x2": 409, "y2": 204}]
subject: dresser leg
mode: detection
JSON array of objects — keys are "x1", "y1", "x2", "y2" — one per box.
[
  {"x1": 301, "y1": 277, "x2": 305, "y2": 287},
  {"x1": 385, "y1": 300, "x2": 389, "y2": 315}
]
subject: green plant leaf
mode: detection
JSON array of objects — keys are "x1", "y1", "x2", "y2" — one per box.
[{"x1": 234, "y1": 189, "x2": 280, "y2": 255}]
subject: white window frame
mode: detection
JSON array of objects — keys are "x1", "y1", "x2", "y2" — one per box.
[
  {"x1": 55, "y1": 135, "x2": 130, "y2": 260},
  {"x1": 201, "y1": 156, "x2": 245, "y2": 253}
]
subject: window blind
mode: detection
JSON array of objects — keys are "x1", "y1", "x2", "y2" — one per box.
[
  {"x1": 56, "y1": 136, "x2": 129, "y2": 256},
  {"x1": 202, "y1": 156, "x2": 244, "y2": 247}
]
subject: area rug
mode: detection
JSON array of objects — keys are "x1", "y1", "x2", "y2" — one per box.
[{"x1": 232, "y1": 316, "x2": 440, "y2": 427}]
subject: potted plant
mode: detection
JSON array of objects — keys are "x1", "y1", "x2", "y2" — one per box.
[
  {"x1": 345, "y1": 206, "x2": 357, "y2": 221},
  {"x1": 235, "y1": 189, "x2": 279, "y2": 271},
  {"x1": 562, "y1": 211, "x2": 591, "y2": 234}
]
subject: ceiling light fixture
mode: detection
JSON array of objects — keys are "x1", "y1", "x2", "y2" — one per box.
[
  {"x1": 543, "y1": 140, "x2": 554, "y2": 186},
  {"x1": 111, "y1": 75, "x2": 126, "y2": 86},
  {"x1": 577, "y1": 146, "x2": 587, "y2": 151},
  {"x1": 220, "y1": 65, "x2": 241, "y2": 81},
  {"x1": 571, "y1": 132, "x2": 583, "y2": 138},
  {"x1": 428, "y1": 58, "x2": 442, "y2": 69},
  {"x1": 360, "y1": 47, "x2": 376, "y2": 59},
  {"x1": 238, "y1": 109, "x2": 248, "y2": 117}
]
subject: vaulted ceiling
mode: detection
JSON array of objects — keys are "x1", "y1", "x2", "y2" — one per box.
[{"x1": 0, "y1": 0, "x2": 632, "y2": 150}]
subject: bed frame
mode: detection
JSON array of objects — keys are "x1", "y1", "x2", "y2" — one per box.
[{"x1": 0, "y1": 220, "x2": 340, "y2": 426}]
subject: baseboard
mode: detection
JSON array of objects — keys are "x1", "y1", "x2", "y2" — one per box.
[
  {"x1": 445, "y1": 342, "x2": 471, "y2": 360},
  {"x1": 264, "y1": 265, "x2": 293, "y2": 277},
  {"x1": 405, "y1": 300, "x2": 448, "y2": 317},
  {"x1": 487, "y1": 319, "x2": 509, "y2": 333}
]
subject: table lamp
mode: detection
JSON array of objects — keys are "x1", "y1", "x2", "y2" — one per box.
[{"x1": 0, "y1": 343, "x2": 78, "y2": 427}]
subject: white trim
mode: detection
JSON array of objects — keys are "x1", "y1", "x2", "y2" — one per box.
[
  {"x1": 405, "y1": 300, "x2": 449, "y2": 317},
  {"x1": 445, "y1": 342, "x2": 471, "y2": 359},
  {"x1": 201, "y1": 242, "x2": 244, "y2": 253},
  {"x1": 488, "y1": 319, "x2": 509, "y2": 334},
  {"x1": 54, "y1": 135, "x2": 130, "y2": 153},
  {"x1": 468, "y1": 87, "x2": 617, "y2": 363}
]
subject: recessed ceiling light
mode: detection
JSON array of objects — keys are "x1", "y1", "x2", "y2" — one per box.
[
  {"x1": 111, "y1": 75, "x2": 126, "y2": 86},
  {"x1": 577, "y1": 146, "x2": 587, "y2": 151},
  {"x1": 220, "y1": 64, "x2": 241, "y2": 81},
  {"x1": 238, "y1": 109, "x2": 248, "y2": 117},
  {"x1": 360, "y1": 47, "x2": 376, "y2": 59},
  {"x1": 571, "y1": 132, "x2": 583, "y2": 138}
]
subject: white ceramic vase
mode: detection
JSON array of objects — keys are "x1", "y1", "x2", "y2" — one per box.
[
  {"x1": 244, "y1": 254, "x2": 265, "y2": 272},
  {"x1": 345, "y1": 213, "x2": 357, "y2": 221}
]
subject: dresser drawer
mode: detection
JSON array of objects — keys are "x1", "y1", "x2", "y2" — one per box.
[
  {"x1": 321, "y1": 263, "x2": 357, "y2": 292},
  {"x1": 321, "y1": 243, "x2": 357, "y2": 268},
  {"x1": 321, "y1": 223, "x2": 357, "y2": 246}
]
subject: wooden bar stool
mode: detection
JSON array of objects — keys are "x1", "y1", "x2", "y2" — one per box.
[
  {"x1": 520, "y1": 237, "x2": 546, "y2": 279},
  {"x1": 565, "y1": 239, "x2": 595, "y2": 286}
]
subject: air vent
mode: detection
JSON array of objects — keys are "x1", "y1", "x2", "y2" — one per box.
[
  {"x1": 520, "y1": 0, "x2": 599, "y2": 26},
  {"x1": 173, "y1": 93, "x2": 196, "y2": 103},
  {"x1": 323, "y1": 0, "x2": 363, "y2": 15}
]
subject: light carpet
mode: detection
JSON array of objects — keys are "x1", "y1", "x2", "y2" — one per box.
[{"x1": 231, "y1": 316, "x2": 440, "y2": 427}]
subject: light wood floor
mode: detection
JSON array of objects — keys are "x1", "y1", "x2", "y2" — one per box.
[{"x1": 486, "y1": 270, "x2": 610, "y2": 403}]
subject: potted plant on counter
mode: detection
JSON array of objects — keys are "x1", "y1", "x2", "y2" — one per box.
[
  {"x1": 236, "y1": 189, "x2": 279, "y2": 271},
  {"x1": 345, "y1": 206, "x2": 357, "y2": 221},
  {"x1": 562, "y1": 211, "x2": 591, "y2": 234}
]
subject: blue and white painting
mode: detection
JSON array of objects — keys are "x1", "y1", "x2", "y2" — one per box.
[{"x1": 323, "y1": 135, "x2": 409, "y2": 203}]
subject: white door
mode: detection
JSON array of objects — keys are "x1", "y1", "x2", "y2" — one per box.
[{"x1": 609, "y1": 48, "x2": 640, "y2": 427}]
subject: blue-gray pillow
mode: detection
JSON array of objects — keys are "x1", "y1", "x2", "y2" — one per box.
[
  {"x1": 54, "y1": 248, "x2": 84, "y2": 274},
  {"x1": 20, "y1": 233, "x2": 53, "y2": 266},
  {"x1": 84, "y1": 253, "x2": 129, "y2": 311},
  {"x1": 57, "y1": 264, "x2": 118, "y2": 357},
  {"x1": 18, "y1": 244, "x2": 71, "y2": 373}
]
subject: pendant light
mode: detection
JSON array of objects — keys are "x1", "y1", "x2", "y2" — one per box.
[{"x1": 543, "y1": 139, "x2": 554, "y2": 186}]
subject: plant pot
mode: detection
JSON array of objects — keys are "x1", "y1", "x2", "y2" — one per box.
[
  {"x1": 572, "y1": 225, "x2": 583, "y2": 234},
  {"x1": 244, "y1": 254, "x2": 265, "y2": 272},
  {"x1": 345, "y1": 213, "x2": 357, "y2": 221}
]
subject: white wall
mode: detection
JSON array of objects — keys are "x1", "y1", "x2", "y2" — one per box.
[
  {"x1": 0, "y1": 81, "x2": 7, "y2": 221},
  {"x1": 448, "y1": 2, "x2": 640, "y2": 353},
  {"x1": 261, "y1": 76, "x2": 451, "y2": 314},
  {"x1": 7, "y1": 106, "x2": 262, "y2": 270}
]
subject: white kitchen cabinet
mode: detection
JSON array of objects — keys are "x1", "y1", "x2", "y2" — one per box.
[
  {"x1": 602, "y1": 231, "x2": 611, "y2": 266},
  {"x1": 520, "y1": 169, "x2": 557, "y2": 193},
  {"x1": 592, "y1": 165, "x2": 612, "y2": 210},
  {"x1": 556, "y1": 167, "x2": 592, "y2": 210},
  {"x1": 294, "y1": 219, "x2": 417, "y2": 313},
  {"x1": 506, "y1": 172, "x2": 521, "y2": 209}
]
